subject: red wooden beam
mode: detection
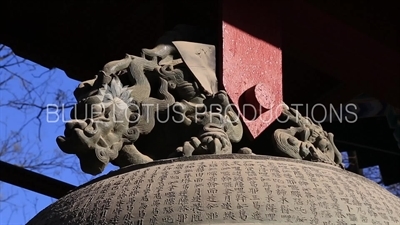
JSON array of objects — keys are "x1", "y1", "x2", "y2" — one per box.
[{"x1": 222, "y1": 1, "x2": 283, "y2": 139}]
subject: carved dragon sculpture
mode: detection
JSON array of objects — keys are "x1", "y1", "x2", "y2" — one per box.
[
  {"x1": 56, "y1": 26, "x2": 248, "y2": 175},
  {"x1": 140, "y1": 28, "x2": 244, "y2": 157},
  {"x1": 272, "y1": 104, "x2": 345, "y2": 169},
  {"x1": 57, "y1": 55, "x2": 175, "y2": 175}
]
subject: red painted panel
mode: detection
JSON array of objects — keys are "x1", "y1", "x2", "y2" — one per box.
[{"x1": 222, "y1": 1, "x2": 282, "y2": 139}]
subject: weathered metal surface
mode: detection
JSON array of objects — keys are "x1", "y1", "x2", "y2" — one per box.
[
  {"x1": 222, "y1": 1, "x2": 282, "y2": 139},
  {"x1": 27, "y1": 155, "x2": 400, "y2": 225}
]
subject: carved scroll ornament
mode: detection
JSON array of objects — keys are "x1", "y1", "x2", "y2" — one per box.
[{"x1": 272, "y1": 104, "x2": 345, "y2": 169}]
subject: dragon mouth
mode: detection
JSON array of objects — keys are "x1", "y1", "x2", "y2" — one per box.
[
  {"x1": 58, "y1": 119, "x2": 99, "y2": 144},
  {"x1": 56, "y1": 133, "x2": 89, "y2": 157},
  {"x1": 64, "y1": 120, "x2": 97, "y2": 138},
  {"x1": 57, "y1": 127, "x2": 110, "y2": 176},
  {"x1": 57, "y1": 121, "x2": 101, "y2": 156}
]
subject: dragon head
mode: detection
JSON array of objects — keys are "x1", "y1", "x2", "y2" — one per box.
[{"x1": 57, "y1": 75, "x2": 140, "y2": 175}]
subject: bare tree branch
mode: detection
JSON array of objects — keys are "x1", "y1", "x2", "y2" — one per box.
[{"x1": 0, "y1": 44, "x2": 89, "y2": 221}]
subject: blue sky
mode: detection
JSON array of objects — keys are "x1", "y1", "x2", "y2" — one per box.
[{"x1": 0, "y1": 45, "x2": 117, "y2": 224}]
